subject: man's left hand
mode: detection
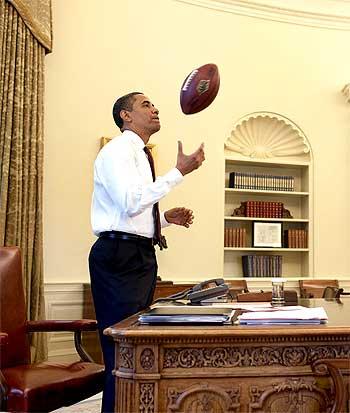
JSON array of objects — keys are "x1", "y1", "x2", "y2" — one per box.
[{"x1": 164, "y1": 207, "x2": 194, "y2": 228}]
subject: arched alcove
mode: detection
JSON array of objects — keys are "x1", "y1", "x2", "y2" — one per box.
[{"x1": 223, "y1": 112, "x2": 313, "y2": 280}]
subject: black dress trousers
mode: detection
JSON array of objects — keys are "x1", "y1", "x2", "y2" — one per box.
[{"x1": 89, "y1": 236, "x2": 157, "y2": 413}]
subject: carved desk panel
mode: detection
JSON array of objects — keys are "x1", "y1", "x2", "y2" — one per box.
[{"x1": 105, "y1": 298, "x2": 350, "y2": 413}]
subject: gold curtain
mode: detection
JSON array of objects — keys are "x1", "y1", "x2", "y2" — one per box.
[
  {"x1": 7, "y1": 0, "x2": 52, "y2": 51},
  {"x1": 0, "y1": 0, "x2": 51, "y2": 361}
]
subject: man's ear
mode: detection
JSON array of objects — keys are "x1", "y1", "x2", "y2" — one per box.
[{"x1": 120, "y1": 109, "x2": 131, "y2": 124}]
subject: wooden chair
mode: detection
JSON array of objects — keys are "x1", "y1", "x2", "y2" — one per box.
[
  {"x1": 224, "y1": 279, "x2": 249, "y2": 299},
  {"x1": 236, "y1": 291, "x2": 271, "y2": 302},
  {"x1": 322, "y1": 286, "x2": 350, "y2": 300},
  {"x1": 312, "y1": 358, "x2": 350, "y2": 413},
  {"x1": 236, "y1": 290, "x2": 298, "y2": 303},
  {"x1": 152, "y1": 281, "x2": 195, "y2": 302},
  {"x1": 299, "y1": 279, "x2": 339, "y2": 298},
  {"x1": 0, "y1": 247, "x2": 105, "y2": 412}
]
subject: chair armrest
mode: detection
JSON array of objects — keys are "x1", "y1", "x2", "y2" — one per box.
[
  {"x1": 312, "y1": 358, "x2": 349, "y2": 413},
  {"x1": 0, "y1": 332, "x2": 8, "y2": 346},
  {"x1": 26, "y1": 319, "x2": 98, "y2": 332},
  {"x1": 26, "y1": 320, "x2": 98, "y2": 362}
]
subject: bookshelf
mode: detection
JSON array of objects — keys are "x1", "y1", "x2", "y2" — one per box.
[{"x1": 223, "y1": 112, "x2": 313, "y2": 279}]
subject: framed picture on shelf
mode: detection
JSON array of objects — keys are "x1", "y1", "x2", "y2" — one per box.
[{"x1": 252, "y1": 221, "x2": 282, "y2": 248}]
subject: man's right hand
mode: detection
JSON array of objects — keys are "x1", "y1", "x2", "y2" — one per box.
[{"x1": 176, "y1": 141, "x2": 205, "y2": 176}]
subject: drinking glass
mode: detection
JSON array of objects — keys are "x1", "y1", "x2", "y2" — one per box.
[{"x1": 271, "y1": 278, "x2": 286, "y2": 306}]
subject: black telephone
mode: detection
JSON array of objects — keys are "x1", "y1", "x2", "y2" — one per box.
[
  {"x1": 157, "y1": 278, "x2": 229, "y2": 305},
  {"x1": 187, "y1": 278, "x2": 229, "y2": 304}
]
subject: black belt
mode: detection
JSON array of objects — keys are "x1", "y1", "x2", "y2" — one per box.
[{"x1": 99, "y1": 231, "x2": 154, "y2": 246}]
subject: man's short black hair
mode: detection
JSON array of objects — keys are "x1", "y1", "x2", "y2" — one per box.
[{"x1": 112, "y1": 92, "x2": 143, "y2": 130}]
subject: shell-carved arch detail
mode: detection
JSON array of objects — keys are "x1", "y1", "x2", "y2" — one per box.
[{"x1": 225, "y1": 112, "x2": 311, "y2": 159}]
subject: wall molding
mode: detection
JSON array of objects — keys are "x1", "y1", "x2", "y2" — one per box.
[
  {"x1": 44, "y1": 283, "x2": 91, "y2": 362},
  {"x1": 174, "y1": 0, "x2": 350, "y2": 30}
]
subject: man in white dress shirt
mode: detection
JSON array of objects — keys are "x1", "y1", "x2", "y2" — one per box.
[{"x1": 89, "y1": 92, "x2": 205, "y2": 412}]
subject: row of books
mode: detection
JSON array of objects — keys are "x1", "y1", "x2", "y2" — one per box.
[
  {"x1": 224, "y1": 228, "x2": 246, "y2": 247},
  {"x1": 242, "y1": 255, "x2": 282, "y2": 277},
  {"x1": 284, "y1": 229, "x2": 308, "y2": 248},
  {"x1": 243, "y1": 201, "x2": 284, "y2": 218},
  {"x1": 229, "y1": 172, "x2": 295, "y2": 191}
]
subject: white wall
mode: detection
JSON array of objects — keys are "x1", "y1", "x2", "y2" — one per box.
[{"x1": 44, "y1": 0, "x2": 350, "y2": 283}]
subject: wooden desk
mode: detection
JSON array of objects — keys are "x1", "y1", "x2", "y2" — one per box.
[{"x1": 105, "y1": 298, "x2": 350, "y2": 413}]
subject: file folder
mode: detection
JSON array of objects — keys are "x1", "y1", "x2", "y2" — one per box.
[{"x1": 138, "y1": 306, "x2": 236, "y2": 325}]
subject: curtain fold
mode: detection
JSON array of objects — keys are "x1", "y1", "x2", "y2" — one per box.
[
  {"x1": 0, "y1": 0, "x2": 48, "y2": 362},
  {"x1": 7, "y1": 0, "x2": 52, "y2": 51}
]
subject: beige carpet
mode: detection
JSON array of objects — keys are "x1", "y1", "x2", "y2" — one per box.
[{"x1": 52, "y1": 395, "x2": 101, "y2": 413}]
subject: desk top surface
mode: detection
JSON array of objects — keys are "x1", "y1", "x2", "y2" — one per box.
[{"x1": 105, "y1": 297, "x2": 350, "y2": 339}]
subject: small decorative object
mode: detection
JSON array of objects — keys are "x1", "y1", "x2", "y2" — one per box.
[
  {"x1": 271, "y1": 278, "x2": 286, "y2": 306},
  {"x1": 282, "y1": 207, "x2": 293, "y2": 219},
  {"x1": 231, "y1": 203, "x2": 246, "y2": 217},
  {"x1": 100, "y1": 136, "x2": 112, "y2": 148},
  {"x1": 253, "y1": 222, "x2": 282, "y2": 248},
  {"x1": 342, "y1": 83, "x2": 350, "y2": 104}
]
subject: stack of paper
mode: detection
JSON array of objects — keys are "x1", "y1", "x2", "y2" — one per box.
[{"x1": 239, "y1": 307, "x2": 328, "y2": 325}]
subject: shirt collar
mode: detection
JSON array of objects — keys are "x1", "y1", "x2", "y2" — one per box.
[{"x1": 122, "y1": 129, "x2": 147, "y2": 150}]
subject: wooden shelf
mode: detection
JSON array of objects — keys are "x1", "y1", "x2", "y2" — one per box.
[
  {"x1": 225, "y1": 188, "x2": 309, "y2": 197},
  {"x1": 225, "y1": 157, "x2": 310, "y2": 168},
  {"x1": 224, "y1": 247, "x2": 309, "y2": 252},
  {"x1": 224, "y1": 216, "x2": 309, "y2": 223},
  {"x1": 223, "y1": 277, "x2": 311, "y2": 281}
]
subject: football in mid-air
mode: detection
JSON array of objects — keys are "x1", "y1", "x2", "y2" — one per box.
[{"x1": 180, "y1": 63, "x2": 220, "y2": 115}]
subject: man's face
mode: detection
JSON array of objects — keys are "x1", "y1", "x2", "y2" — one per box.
[{"x1": 126, "y1": 94, "x2": 160, "y2": 135}]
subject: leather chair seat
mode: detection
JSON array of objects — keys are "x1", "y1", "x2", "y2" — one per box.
[
  {"x1": 0, "y1": 247, "x2": 104, "y2": 412},
  {"x1": 2, "y1": 362, "x2": 104, "y2": 412}
]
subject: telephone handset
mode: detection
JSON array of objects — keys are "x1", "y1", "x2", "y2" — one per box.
[
  {"x1": 187, "y1": 278, "x2": 229, "y2": 304},
  {"x1": 155, "y1": 278, "x2": 229, "y2": 305}
]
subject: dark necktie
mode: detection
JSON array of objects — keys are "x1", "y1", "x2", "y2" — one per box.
[{"x1": 143, "y1": 146, "x2": 168, "y2": 250}]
